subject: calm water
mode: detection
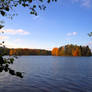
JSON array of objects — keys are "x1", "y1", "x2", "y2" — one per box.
[{"x1": 0, "y1": 56, "x2": 92, "y2": 92}]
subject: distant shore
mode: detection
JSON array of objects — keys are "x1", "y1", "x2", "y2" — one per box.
[{"x1": 0, "y1": 44, "x2": 92, "y2": 56}]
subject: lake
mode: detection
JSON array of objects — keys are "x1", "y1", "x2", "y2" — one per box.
[{"x1": 0, "y1": 56, "x2": 92, "y2": 92}]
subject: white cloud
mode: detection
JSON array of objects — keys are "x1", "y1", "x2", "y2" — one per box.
[
  {"x1": 71, "y1": 0, "x2": 91, "y2": 8},
  {"x1": 88, "y1": 41, "x2": 92, "y2": 45},
  {"x1": 0, "y1": 36, "x2": 9, "y2": 40},
  {"x1": 82, "y1": 0, "x2": 91, "y2": 7},
  {"x1": 67, "y1": 32, "x2": 77, "y2": 36},
  {"x1": 0, "y1": 29, "x2": 30, "y2": 35}
]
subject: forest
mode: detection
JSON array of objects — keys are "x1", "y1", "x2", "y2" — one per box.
[
  {"x1": 0, "y1": 47, "x2": 51, "y2": 56},
  {"x1": 0, "y1": 44, "x2": 92, "y2": 56},
  {"x1": 52, "y1": 44, "x2": 92, "y2": 56}
]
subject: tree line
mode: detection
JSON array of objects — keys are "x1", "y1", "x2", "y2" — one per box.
[
  {"x1": 0, "y1": 44, "x2": 92, "y2": 56},
  {"x1": 0, "y1": 47, "x2": 51, "y2": 56},
  {"x1": 52, "y1": 44, "x2": 92, "y2": 56}
]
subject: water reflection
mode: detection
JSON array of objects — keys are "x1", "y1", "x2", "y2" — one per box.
[{"x1": 0, "y1": 56, "x2": 92, "y2": 92}]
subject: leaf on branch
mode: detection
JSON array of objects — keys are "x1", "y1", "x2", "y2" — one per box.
[
  {"x1": 0, "y1": 11, "x2": 5, "y2": 16},
  {"x1": 5, "y1": 7, "x2": 9, "y2": 11},
  {"x1": 0, "y1": 25, "x2": 4, "y2": 29},
  {"x1": 48, "y1": 0, "x2": 50, "y2": 3},
  {"x1": 88, "y1": 32, "x2": 92, "y2": 37}
]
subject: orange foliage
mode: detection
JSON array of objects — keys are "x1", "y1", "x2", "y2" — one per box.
[
  {"x1": 9, "y1": 49, "x2": 17, "y2": 55},
  {"x1": 72, "y1": 48, "x2": 79, "y2": 56},
  {"x1": 52, "y1": 48, "x2": 58, "y2": 56},
  {"x1": 9, "y1": 49, "x2": 13, "y2": 56}
]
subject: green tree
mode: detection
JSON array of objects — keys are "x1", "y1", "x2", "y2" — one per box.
[
  {"x1": 58, "y1": 47, "x2": 65, "y2": 56},
  {"x1": 86, "y1": 46, "x2": 91, "y2": 56}
]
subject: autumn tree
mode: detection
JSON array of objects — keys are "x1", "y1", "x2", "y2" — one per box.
[
  {"x1": 52, "y1": 44, "x2": 91, "y2": 56},
  {"x1": 72, "y1": 47, "x2": 80, "y2": 56},
  {"x1": 52, "y1": 48, "x2": 58, "y2": 56},
  {"x1": 58, "y1": 47, "x2": 65, "y2": 56},
  {"x1": 64, "y1": 45, "x2": 73, "y2": 56}
]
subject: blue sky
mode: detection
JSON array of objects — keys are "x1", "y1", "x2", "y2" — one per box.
[{"x1": 0, "y1": 0, "x2": 92, "y2": 50}]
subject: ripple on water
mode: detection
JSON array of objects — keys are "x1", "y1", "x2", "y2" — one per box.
[{"x1": 0, "y1": 56, "x2": 92, "y2": 92}]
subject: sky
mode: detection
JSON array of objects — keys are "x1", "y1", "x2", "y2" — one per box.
[{"x1": 0, "y1": 0, "x2": 92, "y2": 50}]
